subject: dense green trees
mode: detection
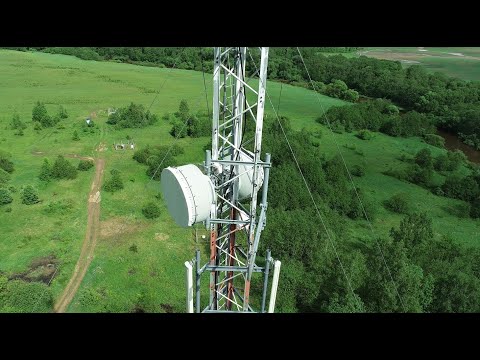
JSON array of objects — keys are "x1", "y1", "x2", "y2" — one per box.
[
  {"x1": 324, "y1": 80, "x2": 359, "y2": 102},
  {"x1": 322, "y1": 100, "x2": 435, "y2": 138},
  {"x1": 30, "y1": 102, "x2": 68, "y2": 129},
  {"x1": 51, "y1": 156, "x2": 77, "y2": 180},
  {"x1": 442, "y1": 175, "x2": 479, "y2": 202},
  {"x1": 38, "y1": 156, "x2": 81, "y2": 181},
  {"x1": 107, "y1": 103, "x2": 158, "y2": 129},
  {"x1": 32, "y1": 101, "x2": 57, "y2": 128},
  {"x1": 169, "y1": 100, "x2": 210, "y2": 138}
]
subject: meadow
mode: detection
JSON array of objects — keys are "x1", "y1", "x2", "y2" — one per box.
[
  {"x1": 0, "y1": 49, "x2": 345, "y2": 312},
  {"x1": 0, "y1": 49, "x2": 479, "y2": 312}
]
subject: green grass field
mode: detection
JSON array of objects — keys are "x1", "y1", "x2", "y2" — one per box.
[
  {"x1": 0, "y1": 49, "x2": 479, "y2": 313},
  {"x1": 0, "y1": 49, "x2": 346, "y2": 312}
]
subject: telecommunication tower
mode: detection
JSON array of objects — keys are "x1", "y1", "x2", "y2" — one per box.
[{"x1": 161, "y1": 47, "x2": 281, "y2": 313}]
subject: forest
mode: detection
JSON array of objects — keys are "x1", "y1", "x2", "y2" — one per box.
[{"x1": 256, "y1": 116, "x2": 480, "y2": 312}]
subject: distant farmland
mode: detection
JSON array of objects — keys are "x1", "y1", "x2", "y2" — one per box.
[{"x1": 358, "y1": 47, "x2": 480, "y2": 81}]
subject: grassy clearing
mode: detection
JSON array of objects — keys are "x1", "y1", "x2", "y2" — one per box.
[{"x1": 314, "y1": 128, "x2": 480, "y2": 247}]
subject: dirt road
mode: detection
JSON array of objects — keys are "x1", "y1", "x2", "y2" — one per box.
[{"x1": 54, "y1": 157, "x2": 105, "y2": 313}]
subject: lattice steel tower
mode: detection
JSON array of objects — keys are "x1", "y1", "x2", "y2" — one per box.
[{"x1": 162, "y1": 47, "x2": 281, "y2": 313}]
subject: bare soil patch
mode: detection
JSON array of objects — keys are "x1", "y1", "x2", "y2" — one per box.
[{"x1": 9, "y1": 255, "x2": 58, "y2": 284}]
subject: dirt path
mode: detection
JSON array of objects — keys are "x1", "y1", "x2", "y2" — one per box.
[{"x1": 54, "y1": 157, "x2": 105, "y2": 313}]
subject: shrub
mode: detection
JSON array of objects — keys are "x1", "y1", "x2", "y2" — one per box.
[
  {"x1": 432, "y1": 187, "x2": 444, "y2": 197},
  {"x1": 21, "y1": 185, "x2": 40, "y2": 205},
  {"x1": 1, "y1": 279, "x2": 53, "y2": 312},
  {"x1": 434, "y1": 154, "x2": 450, "y2": 171},
  {"x1": 103, "y1": 170, "x2": 124, "y2": 193},
  {"x1": 331, "y1": 122, "x2": 345, "y2": 134},
  {"x1": 0, "y1": 168, "x2": 10, "y2": 185},
  {"x1": 142, "y1": 202, "x2": 161, "y2": 219},
  {"x1": 171, "y1": 144, "x2": 185, "y2": 156},
  {"x1": 415, "y1": 148, "x2": 433, "y2": 168},
  {"x1": 38, "y1": 158, "x2": 52, "y2": 182},
  {"x1": 170, "y1": 121, "x2": 187, "y2": 138},
  {"x1": 0, "y1": 188, "x2": 13, "y2": 205},
  {"x1": 72, "y1": 130, "x2": 80, "y2": 141},
  {"x1": 383, "y1": 167, "x2": 408, "y2": 181},
  {"x1": 42, "y1": 199, "x2": 74, "y2": 215},
  {"x1": 51, "y1": 155, "x2": 77, "y2": 180},
  {"x1": 350, "y1": 164, "x2": 365, "y2": 177},
  {"x1": 129, "y1": 244, "x2": 138, "y2": 253},
  {"x1": 423, "y1": 134, "x2": 445, "y2": 149},
  {"x1": 447, "y1": 150, "x2": 467, "y2": 170},
  {"x1": 384, "y1": 193, "x2": 410, "y2": 214},
  {"x1": 78, "y1": 159, "x2": 94, "y2": 171},
  {"x1": 10, "y1": 113, "x2": 27, "y2": 130},
  {"x1": 325, "y1": 80, "x2": 358, "y2": 102},
  {"x1": 0, "y1": 152, "x2": 14, "y2": 173},
  {"x1": 32, "y1": 101, "x2": 48, "y2": 123},
  {"x1": 58, "y1": 105, "x2": 68, "y2": 119},
  {"x1": 178, "y1": 99, "x2": 190, "y2": 120},
  {"x1": 435, "y1": 150, "x2": 465, "y2": 172},
  {"x1": 357, "y1": 129, "x2": 374, "y2": 140},
  {"x1": 32, "y1": 101, "x2": 56, "y2": 128},
  {"x1": 408, "y1": 164, "x2": 434, "y2": 187},
  {"x1": 187, "y1": 115, "x2": 210, "y2": 138}
]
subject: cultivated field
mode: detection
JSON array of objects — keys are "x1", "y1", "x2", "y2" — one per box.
[{"x1": 358, "y1": 47, "x2": 480, "y2": 81}]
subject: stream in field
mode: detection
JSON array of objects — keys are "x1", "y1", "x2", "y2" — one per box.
[{"x1": 437, "y1": 129, "x2": 480, "y2": 164}]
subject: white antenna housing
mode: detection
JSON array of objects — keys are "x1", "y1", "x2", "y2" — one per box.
[
  {"x1": 161, "y1": 164, "x2": 214, "y2": 227},
  {"x1": 237, "y1": 151, "x2": 264, "y2": 200}
]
